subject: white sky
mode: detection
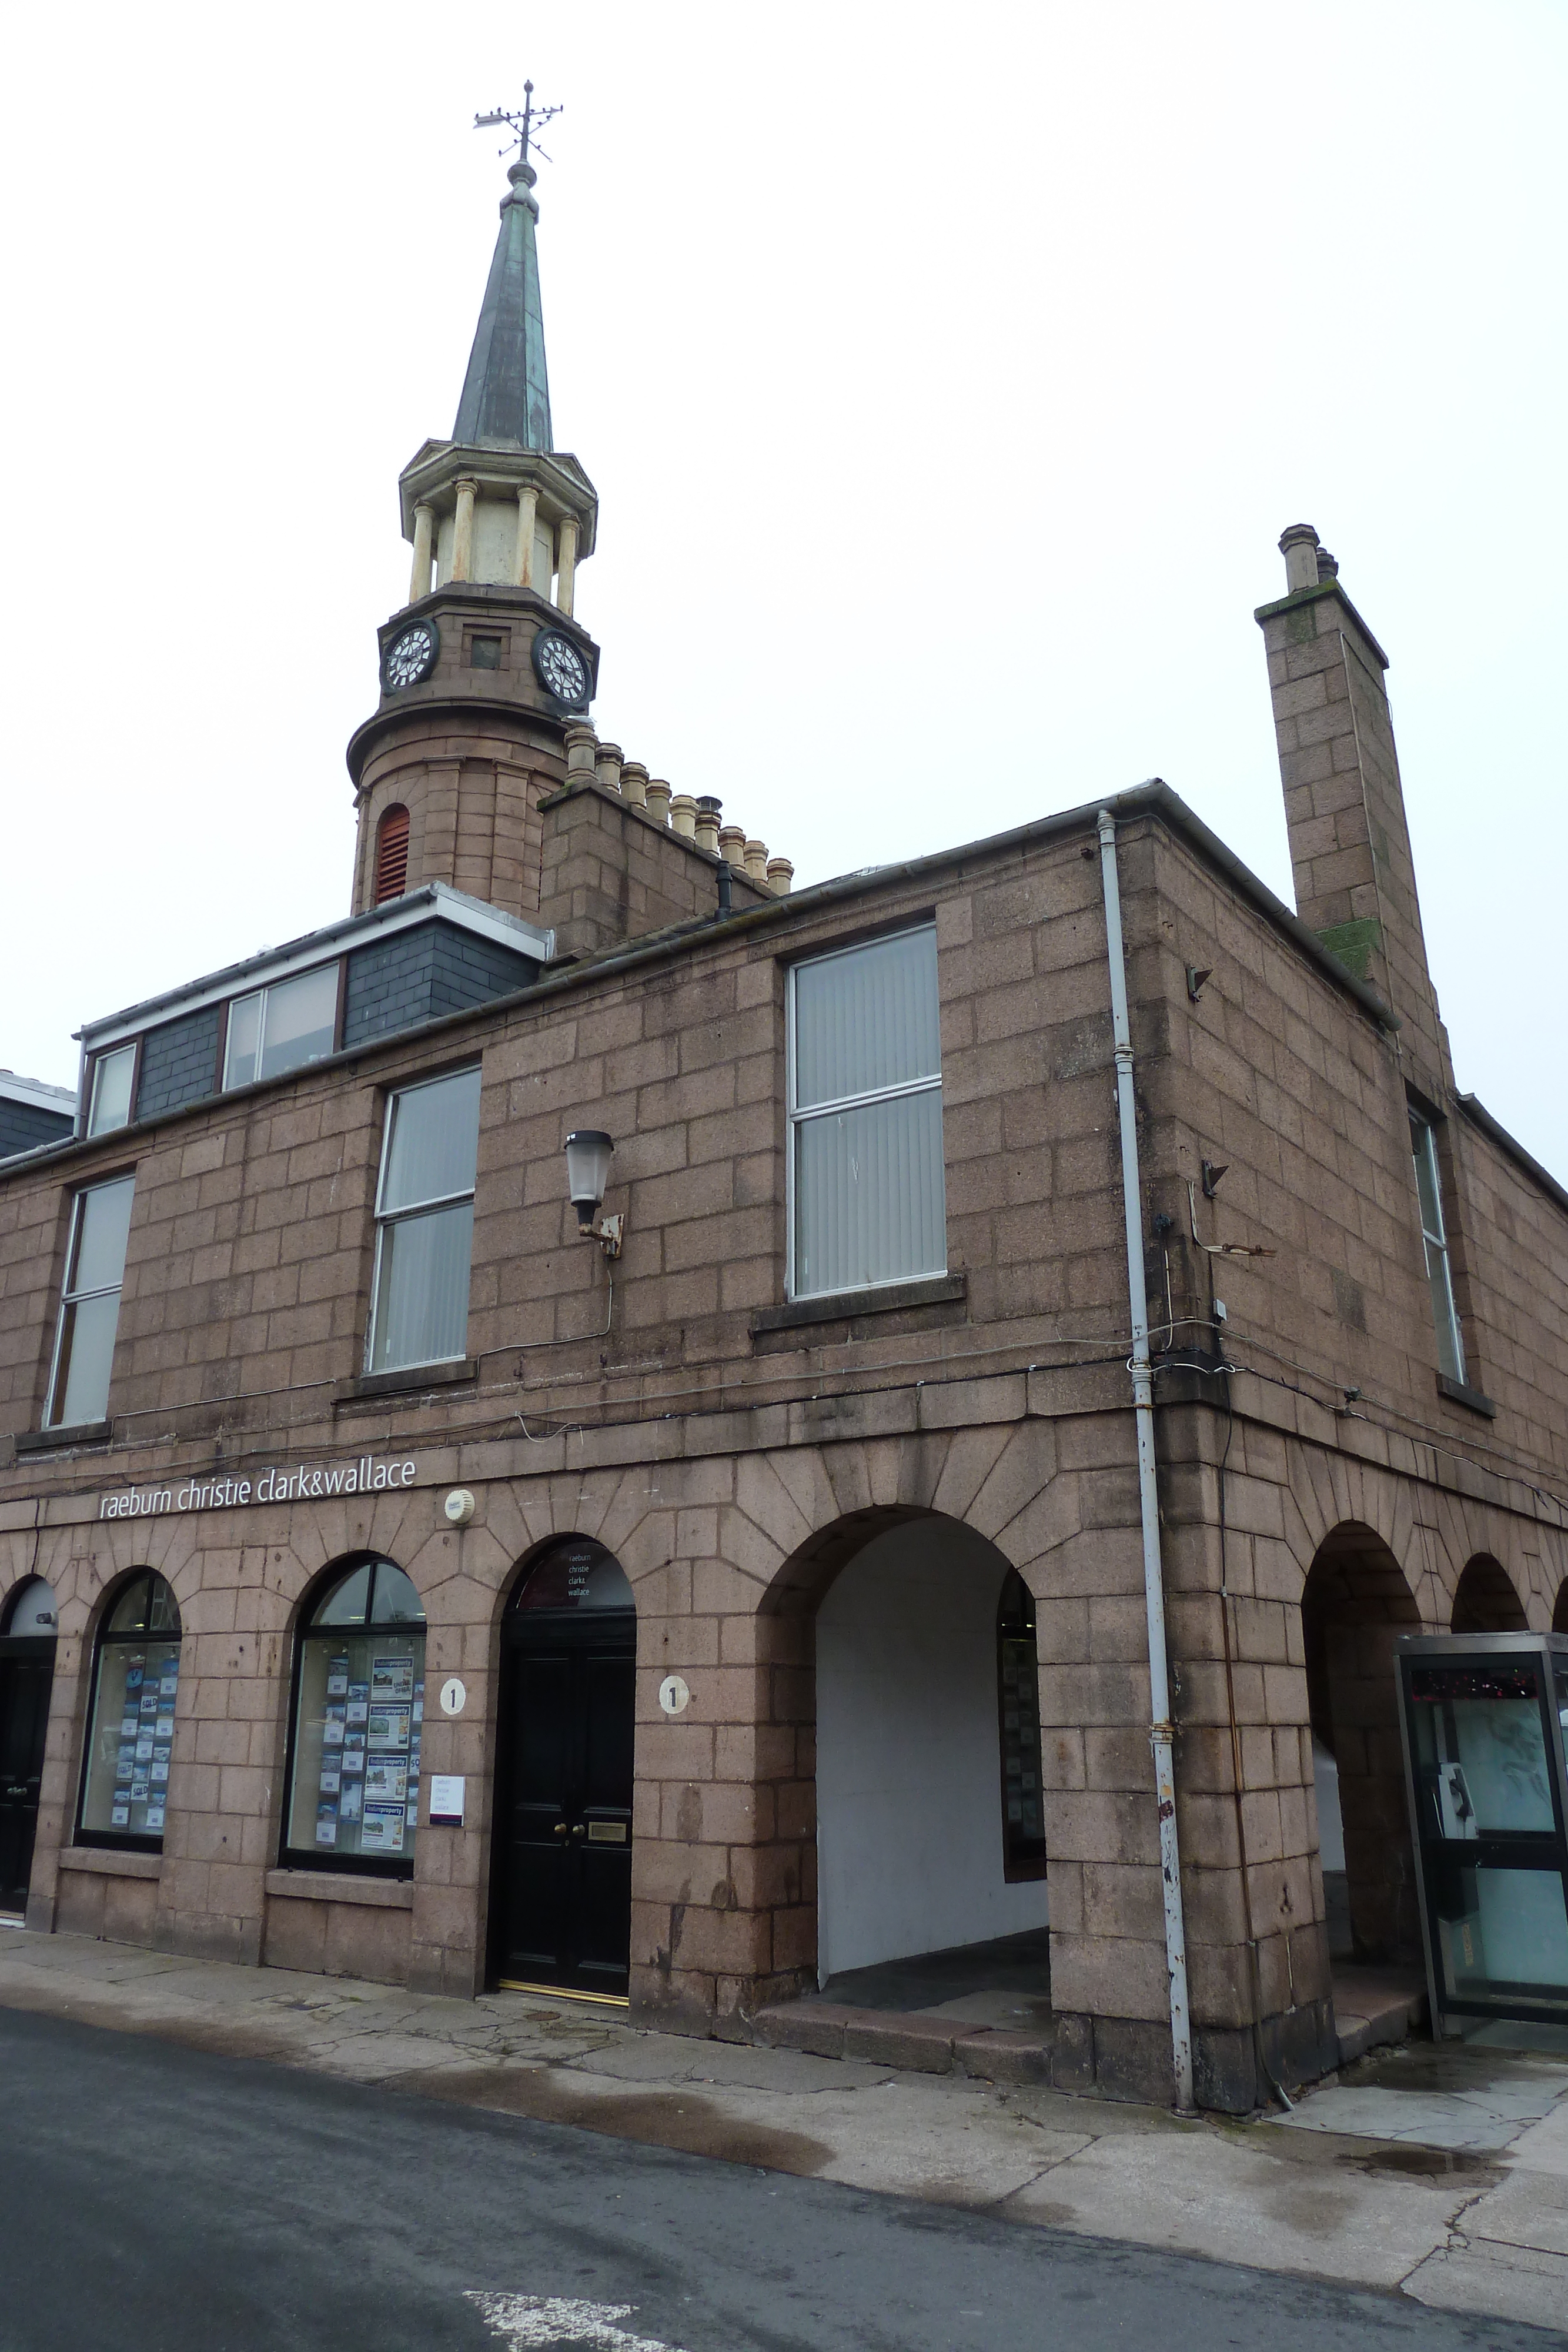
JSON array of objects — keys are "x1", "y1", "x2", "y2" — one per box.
[{"x1": 4, "y1": 2, "x2": 1565, "y2": 1178}]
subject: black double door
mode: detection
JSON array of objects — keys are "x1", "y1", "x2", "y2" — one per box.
[
  {"x1": 0, "y1": 1641, "x2": 55, "y2": 1917},
  {"x1": 493, "y1": 1613, "x2": 635, "y2": 1996}
]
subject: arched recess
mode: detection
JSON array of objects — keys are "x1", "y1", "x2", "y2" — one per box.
[
  {"x1": 1555, "y1": 1582, "x2": 1568, "y2": 1636},
  {"x1": 0, "y1": 1577, "x2": 59, "y2": 1917},
  {"x1": 490, "y1": 1534, "x2": 637, "y2": 1999},
  {"x1": 1452, "y1": 1556, "x2": 1529, "y2": 1634},
  {"x1": 1301, "y1": 1525, "x2": 1421, "y2": 1965},
  {"x1": 763, "y1": 1505, "x2": 1049, "y2": 1992}
]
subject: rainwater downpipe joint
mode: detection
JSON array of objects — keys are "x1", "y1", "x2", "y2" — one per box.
[{"x1": 1096, "y1": 807, "x2": 1196, "y2": 2114}]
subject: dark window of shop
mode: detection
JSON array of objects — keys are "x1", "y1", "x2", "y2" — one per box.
[
  {"x1": 375, "y1": 805, "x2": 410, "y2": 904},
  {"x1": 281, "y1": 1558, "x2": 426, "y2": 1877},
  {"x1": 998, "y1": 1571, "x2": 1047, "y2": 1881},
  {"x1": 76, "y1": 1572, "x2": 182, "y2": 1852}
]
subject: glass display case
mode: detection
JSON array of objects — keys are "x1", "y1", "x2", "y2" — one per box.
[{"x1": 1397, "y1": 1632, "x2": 1568, "y2": 2033}]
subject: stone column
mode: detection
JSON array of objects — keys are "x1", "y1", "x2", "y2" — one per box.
[
  {"x1": 556, "y1": 515, "x2": 579, "y2": 616},
  {"x1": 515, "y1": 483, "x2": 539, "y2": 589},
  {"x1": 409, "y1": 502, "x2": 434, "y2": 603},
  {"x1": 452, "y1": 478, "x2": 479, "y2": 583}
]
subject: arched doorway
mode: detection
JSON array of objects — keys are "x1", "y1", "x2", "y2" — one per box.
[
  {"x1": 1556, "y1": 1582, "x2": 1568, "y2": 1637},
  {"x1": 813, "y1": 1514, "x2": 1049, "y2": 1992},
  {"x1": 0, "y1": 1578, "x2": 58, "y2": 1918},
  {"x1": 1452, "y1": 1557, "x2": 1528, "y2": 1633},
  {"x1": 1302, "y1": 1526, "x2": 1422, "y2": 1964},
  {"x1": 490, "y1": 1536, "x2": 636, "y2": 2000}
]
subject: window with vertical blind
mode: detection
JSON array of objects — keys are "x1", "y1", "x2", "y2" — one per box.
[
  {"x1": 1410, "y1": 1107, "x2": 1466, "y2": 1382},
  {"x1": 787, "y1": 925, "x2": 946, "y2": 1300},
  {"x1": 47, "y1": 1175, "x2": 136, "y2": 1427},
  {"x1": 366, "y1": 1065, "x2": 482, "y2": 1372},
  {"x1": 375, "y1": 806, "x2": 410, "y2": 905}
]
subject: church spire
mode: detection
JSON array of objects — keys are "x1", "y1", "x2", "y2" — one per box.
[
  {"x1": 454, "y1": 87, "x2": 561, "y2": 449},
  {"x1": 452, "y1": 152, "x2": 553, "y2": 449}
]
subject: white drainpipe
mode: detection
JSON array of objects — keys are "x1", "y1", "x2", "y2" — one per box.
[{"x1": 1096, "y1": 807, "x2": 1195, "y2": 2113}]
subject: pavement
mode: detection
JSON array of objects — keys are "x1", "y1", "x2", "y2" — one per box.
[{"x1": 2, "y1": 1920, "x2": 1567, "y2": 2338}]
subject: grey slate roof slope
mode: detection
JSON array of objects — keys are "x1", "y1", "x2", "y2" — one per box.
[{"x1": 453, "y1": 158, "x2": 553, "y2": 450}]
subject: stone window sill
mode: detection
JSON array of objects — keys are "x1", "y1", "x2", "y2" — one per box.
[
  {"x1": 59, "y1": 1848, "x2": 162, "y2": 1881},
  {"x1": 15, "y1": 1420, "x2": 112, "y2": 1455},
  {"x1": 264, "y1": 1869, "x2": 414, "y2": 1909},
  {"x1": 751, "y1": 1273, "x2": 966, "y2": 1341},
  {"x1": 335, "y1": 1358, "x2": 477, "y2": 1411},
  {"x1": 1437, "y1": 1372, "x2": 1497, "y2": 1420}
]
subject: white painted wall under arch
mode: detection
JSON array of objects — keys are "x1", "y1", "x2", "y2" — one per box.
[{"x1": 815, "y1": 1518, "x2": 1051, "y2": 1981}]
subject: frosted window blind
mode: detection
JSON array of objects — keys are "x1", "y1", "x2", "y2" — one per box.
[{"x1": 789, "y1": 927, "x2": 945, "y2": 1299}]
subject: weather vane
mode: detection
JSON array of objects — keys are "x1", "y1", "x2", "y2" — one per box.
[{"x1": 474, "y1": 82, "x2": 563, "y2": 169}]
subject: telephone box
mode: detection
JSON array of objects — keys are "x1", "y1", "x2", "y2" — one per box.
[{"x1": 1397, "y1": 1632, "x2": 1568, "y2": 2035}]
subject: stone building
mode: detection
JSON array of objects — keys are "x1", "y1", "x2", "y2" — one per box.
[{"x1": 2, "y1": 143, "x2": 1566, "y2": 2114}]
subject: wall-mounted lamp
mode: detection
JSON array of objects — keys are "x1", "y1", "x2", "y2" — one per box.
[{"x1": 564, "y1": 1128, "x2": 624, "y2": 1257}]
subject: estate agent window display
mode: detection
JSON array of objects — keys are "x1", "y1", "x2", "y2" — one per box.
[
  {"x1": 76, "y1": 1571, "x2": 182, "y2": 1851},
  {"x1": 282, "y1": 1558, "x2": 427, "y2": 1876}
]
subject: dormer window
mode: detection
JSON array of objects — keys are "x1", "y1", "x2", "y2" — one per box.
[
  {"x1": 223, "y1": 965, "x2": 339, "y2": 1090},
  {"x1": 87, "y1": 1044, "x2": 136, "y2": 1136},
  {"x1": 375, "y1": 806, "x2": 410, "y2": 905}
]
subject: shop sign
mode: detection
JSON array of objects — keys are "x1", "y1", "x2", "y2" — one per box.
[{"x1": 98, "y1": 1455, "x2": 419, "y2": 1521}]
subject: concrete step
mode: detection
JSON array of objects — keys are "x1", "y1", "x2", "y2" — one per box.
[
  {"x1": 1332, "y1": 1964, "x2": 1429, "y2": 2064},
  {"x1": 751, "y1": 1998, "x2": 1054, "y2": 2083}
]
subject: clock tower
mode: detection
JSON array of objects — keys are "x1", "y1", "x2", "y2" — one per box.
[{"x1": 346, "y1": 135, "x2": 600, "y2": 922}]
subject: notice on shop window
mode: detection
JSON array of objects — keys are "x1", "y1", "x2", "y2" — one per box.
[{"x1": 360, "y1": 1802, "x2": 406, "y2": 1855}]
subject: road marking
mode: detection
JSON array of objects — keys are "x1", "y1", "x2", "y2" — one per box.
[{"x1": 466, "y1": 2292, "x2": 686, "y2": 2350}]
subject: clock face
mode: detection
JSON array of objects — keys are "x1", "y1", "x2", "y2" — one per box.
[
  {"x1": 383, "y1": 621, "x2": 439, "y2": 691},
  {"x1": 531, "y1": 628, "x2": 591, "y2": 709}
]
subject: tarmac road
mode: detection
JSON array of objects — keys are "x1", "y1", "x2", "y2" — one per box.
[{"x1": 0, "y1": 2007, "x2": 1559, "y2": 2352}]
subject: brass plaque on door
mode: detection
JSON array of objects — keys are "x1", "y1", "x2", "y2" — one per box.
[{"x1": 587, "y1": 1820, "x2": 628, "y2": 1844}]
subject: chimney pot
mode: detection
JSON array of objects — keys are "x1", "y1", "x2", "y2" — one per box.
[
  {"x1": 563, "y1": 724, "x2": 597, "y2": 778},
  {"x1": 619, "y1": 760, "x2": 648, "y2": 808},
  {"x1": 743, "y1": 838, "x2": 768, "y2": 882},
  {"x1": 694, "y1": 796, "x2": 722, "y2": 856},
  {"x1": 596, "y1": 741, "x2": 624, "y2": 796},
  {"x1": 718, "y1": 824, "x2": 747, "y2": 868},
  {"x1": 1279, "y1": 523, "x2": 1322, "y2": 595},
  {"x1": 670, "y1": 794, "x2": 697, "y2": 840},
  {"x1": 646, "y1": 777, "x2": 673, "y2": 825},
  {"x1": 765, "y1": 857, "x2": 794, "y2": 897}
]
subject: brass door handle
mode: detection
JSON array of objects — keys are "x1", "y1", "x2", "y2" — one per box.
[
  {"x1": 570, "y1": 1823, "x2": 586, "y2": 1837},
  {"x1": 553, "y1": 1823, "x2": 569, "y2": 1836}
]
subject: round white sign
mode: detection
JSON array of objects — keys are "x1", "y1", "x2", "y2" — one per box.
[
  {"x1": 658, "y1": 1674, "x2": 691, "y2": 1718},
  {"x1": 439, "y1": 1676, "x2": 467, "y2": 1718}
]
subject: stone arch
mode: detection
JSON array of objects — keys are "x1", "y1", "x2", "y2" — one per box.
[
  {"x1": 1300, "y1": 1523, "x2": 1422, "y2": 1965},
  {"x1": 1452, "y1": 1555, "x2": 1529, "y2": 1633}
]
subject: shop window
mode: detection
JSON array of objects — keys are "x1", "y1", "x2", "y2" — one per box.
[
  {"x1": 1410, "y1": 1108, "x2": 1466, "y2": 1383},
  {"x1": 375, "y1": 805, "x2": 410, "y2": 904},
  {"x1": 998, "y1": 1571, "x2": 1047, "y2": 1881},
  {"x1": 366, "y1": 1064, "x2": 482, "y2": 1374},
  {"x1": 76, "y1": 1572, "x2": 182, "y2": 1850},
  {"x1": 787, "y1": 924, "x2": 945, "y2": 1299},
  {"x1": 281, "y1": 1558, "x2": 426, "y2": 1875},
  {"x1": 87, "y1": 1044, "x2": 136, "y2": 1137},
  {"x1": 223, "y1": 963, "x2": 340, "y2": 1090},
  {"x1": 46, "y1": 1174, "x2": 135, "y2": 1428}
]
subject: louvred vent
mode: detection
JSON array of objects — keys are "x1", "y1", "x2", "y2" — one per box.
[{"x1": 374, "y1": 806, "x2": 410, "y2": 904}]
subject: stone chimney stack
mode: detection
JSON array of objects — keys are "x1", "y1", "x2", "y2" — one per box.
[{"x1": 1256, "y1": 526, "x2": 1449, "y2": 1088}]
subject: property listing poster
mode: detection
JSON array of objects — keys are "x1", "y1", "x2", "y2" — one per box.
[
  {"x1": 85, "y1": 1641, "x2": 181, "y2": 1838},
  {"x1": 288, "y1": 1631, "x2": 424, "y2": 1862}
]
